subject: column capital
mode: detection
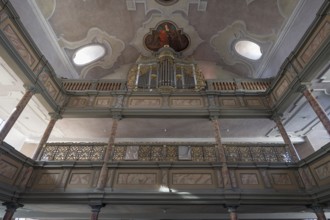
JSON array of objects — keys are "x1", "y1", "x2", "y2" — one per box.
[
  {"x1": 2, "y1": 201, "x2": 23, "y2": 211},
  {"x1": 271, "y1": 112, "x2": 283, "y2": 121},
  {"x1": 309, "y1": 204, "x2": 324, "y2": 213},
  {"x1": 209, "y1": 115, "x2": 219, "y2": 121},
  {"x1": 90, "y1": 203, "x2": 105, "y2": 213},
  {"x1": 112, "y1": 114, "x2": 122, "y2": 121},
  {"x1": 49, "y1": 112, "x2": 62, "y2": 120},
  {"x1": 23, "y1": 84, "x2": 39, "y2": 94},
  {"x1": 226, "y1": 205, "x2": 239, "y2": 213},
  {"x1": 297, "y1": 83, "x2": 311, "y2": 93}
]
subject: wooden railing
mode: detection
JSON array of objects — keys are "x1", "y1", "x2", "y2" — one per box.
[
  {"x1": 39, "y1": 143, "x2": 291, "y2": 163},
  {"x1": 62, "y1": 79, "x2": 126, "y2": 92},
  {"x1": 61, "y1": 79, "x2": 272, "y2": 93},
  {"x1": 224, "y1": 145, "x2": 292, "y2": 163},
  {"x1": 208, "y1": 79, "x2": 272, "y2": 92},
  {"x1": 39, "y1": 143, "x2": 106, "y2": 161}
]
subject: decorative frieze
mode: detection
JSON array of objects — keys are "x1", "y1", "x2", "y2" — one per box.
[
  {"x1": 299, "y1": 19, "x2": 330, "y2": 65},
  {"x1": 2, "y1": 23, "x2": 37, "y2": 68}
]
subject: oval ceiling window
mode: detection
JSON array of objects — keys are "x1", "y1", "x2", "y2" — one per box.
[
  {"x1": 73, "y1": 44, "x2": 106, "y2": 66},
  {"x1": 234, "y1": 40, "x2": 262, "y2": 60}
]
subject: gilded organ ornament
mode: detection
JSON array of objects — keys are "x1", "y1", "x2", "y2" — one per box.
[{"x1": 127, "y1": 46, "x2": 206, "y2": 91}]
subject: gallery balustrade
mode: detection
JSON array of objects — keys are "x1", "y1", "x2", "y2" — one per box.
[
  {"x1": 62, "y1": 79, "x2": 127, "y2": 92},
  {"x1": 38, "y1": 143, "x2": 292, "y2": 163},
  {"x1": 207, "y1": 79, "x2": 272, "y2": 92},
  {"x1": 39, "y1": 143, "x2": 107, "y2": 161}
]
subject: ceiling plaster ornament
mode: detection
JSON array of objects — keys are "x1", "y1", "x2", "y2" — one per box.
[
  {"x1": 245, "y1": 0, "x2": 256, "y2": 6},
  {"x1": 34, "y1": 0, "x2": 56, "y2": 20},
  {"x1": 131, "y1": 14, "x2": 203, "y2": 57},
  {"x1": 59, "y1": 27, "x2": 125, "y2": 79},
  {"x1": 210, "y1": 21, "x2": 275, "y2": 77},
  {"x1": 126, "y1": 0, "x2": 207, "y2": 16}
]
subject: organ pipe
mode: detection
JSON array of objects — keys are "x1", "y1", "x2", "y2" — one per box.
[{"x1": 133, "y1": 47, "x2": 205, "y2": 90}]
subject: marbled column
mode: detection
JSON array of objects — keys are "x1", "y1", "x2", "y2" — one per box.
[
  {"x1": 272, "y1": 114, "x2": 300, "y2": 162},
  {"x1": 211, "y1": 117, "x2": 225, "y2": 162},
  {"x1": 302, "y1": 87, "x2": 330, "y2": 135},
  {"x1": 211, "y1": 117, "x2": 231, "y2": 189},
  {"x1": 0, "y1": 87, "x2": 35, "y2": 142},
  {"x1": 227, "y1": 206, "x2": 238, "y2": 220},
  {"x1": 96, "y1": 116, "x2": 119, "y2": 190},
  {"x1": 33, "y1": 113, "x2": 62, "y2": 160},
  {"x1": 90, "y1": 204, "x2": 105, "y2": 220},
  {"x1": 2, "y1": 202, "x2": 23, "y2": 220},
  {"x1": 310, "y1": 205, "x2": 327, "y2": 220}
]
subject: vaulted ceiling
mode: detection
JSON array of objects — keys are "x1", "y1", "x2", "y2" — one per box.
[{"x1": 11, "y1": 0, "x2": 324, "y2": 80}]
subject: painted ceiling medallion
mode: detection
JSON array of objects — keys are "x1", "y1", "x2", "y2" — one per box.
[
  {"x1": 155, "y1": 0, "x2": 179, "y2": 6},
  {"x1": 131, "y1": 13, "x2": 203, "y2": 57},
  {"x1": 144, "y1": 21, "x2": 189, "y2": 52}
]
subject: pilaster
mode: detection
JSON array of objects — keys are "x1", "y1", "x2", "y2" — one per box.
[
  {"x1": 96, "y1": 116, "x2": 120, "y2": 190},
  {"x1": 210, "y1": 116, "x2": 231, "y2": 189},
  {"x1": 0, "y1": 86, "x2": 37, "y2": 142},
  {"x1": 33, "y1": 112, "x2": 62, "y2": 160},
  {"x1": 300, "y1": 85, "x2": 330, "y2": 135},
  {"x1": 272, "y1": 113, "x2": 299, "y2": 162},
  {"x1": 90, "y1": 203, "x2": 105, "y2": 220},
  {"x1": 227, "y1": 206, "x2": 239, "y2": 220},
  {"x1": 310, "y1": 205, "x2": 327, "y2": 220}
]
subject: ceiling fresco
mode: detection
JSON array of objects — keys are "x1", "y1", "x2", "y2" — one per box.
[
  {"x1": 26, "y1": 0, "x2": 302, "y2": 80},
  {"x1": 144, "y1": 21, "x2": 189, "y2": 52}
]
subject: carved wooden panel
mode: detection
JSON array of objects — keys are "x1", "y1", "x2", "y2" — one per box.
[
  {"x1": 314, "y1": 161, "x2": 330, "y2": 181},
  {"x1": 268, "y1": 170, "x2": 298, "y2": 190},
  {"x1": 33, "y1": 170, "x2": 63, "y2": 189},
  {"x1": 218, "y1": 97, "x2": 240, "y2": 108},
  {"x1": 309, "y1": 155, "x2": 330, "y2": 186},
  {"x1": 235, "y1": 170, "x2": 264, "y2": 189},
  {"x1": 67, "y1": 170, "x2": 93, "y2": 188},
  {"x1": 244, "y1": 97, "x2": 265, "y2": 108},
  {"x1": 1, "y1": 22, "x2": 37, "y2": 69},
  {"x1": 240, "y1": 173, "x2": 259, "y2": 185},
  {"x1": 298, "y1": 18, "x2": 330, "y2": 65},
  {"x1": 67, "y1": 97, "x2": 89, "y2": 108},
  {"x1": 113, "y1": 169, "x2": 159, "y2": 189},
  {"x1": 128, "y1": 97, "x2": 162, "y2": 108},
  {"x1": 169, "y1": 169, "x2": 215, "y2": 189},
  {"x1": 170, "y1": 97, "x2": 204, "y2": 108},
  {"x1": 94, "y1": 97, "x2": 113, "y2": 107},
  {"x1": 274, "y1": 78, "x2": 289, "y2": 99},
  {"x1": 271, "y1": 173, "x2": 292, "y2": 185},
  {"x1": 117, "y1": 173, "x2": 156, "y2": 185},
  {"x1": 0, "y1": 158, "x2": 18, "y2": 182},
  {"x1": 172, "y1": 173, "x2": 212, "y2": 185},
  {"x1": 43, "y1": 78, "x2": 60, "y2": 100},
  {"x1": 38, "y1": 173, "x2": 60, "y2": 185}
]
